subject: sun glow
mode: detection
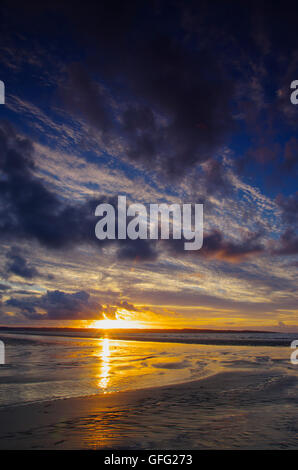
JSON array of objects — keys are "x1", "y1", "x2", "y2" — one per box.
[
  {"x1": 88, "y1": 310, "x2": 143, "y2": 329},
  {"x1": 90, "y1": 318, "x2": 140, "y2": 329}
]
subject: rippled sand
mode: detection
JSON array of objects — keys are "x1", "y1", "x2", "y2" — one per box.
[{"x1": 0, "y1": 369, "x2": 298, "y2": 449}]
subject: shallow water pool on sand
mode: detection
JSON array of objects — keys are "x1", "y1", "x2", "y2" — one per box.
[{"x1": 0, "y1": 332, "x2": 297, "y2": 408}]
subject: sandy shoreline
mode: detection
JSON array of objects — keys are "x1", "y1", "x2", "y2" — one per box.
[{"x1": 1, "y1": 369, "x2": 297, "y2": 450}]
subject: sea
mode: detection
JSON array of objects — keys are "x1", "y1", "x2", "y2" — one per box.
[{"x1": 0, "y1": 328, "x2": 297, "y2": 408}]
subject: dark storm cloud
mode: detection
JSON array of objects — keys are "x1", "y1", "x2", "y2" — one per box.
[
  {"x1": 0, "y1": 121, "x2": 96, "y2": 249},
  {"x1": 2, "y1": 1, "x2": 298, "y2": 187},
  {"x1": 0, "y1": 120, "x2": 292, "y2": 267},
  {"x1": 0, "y1": 121, "x2": 162, "y2": 262},
  {"x1": 117, "y1": 238, "x2": 158, "y2": 262},
  {"x1": 273, "y1": 229, "x2": 298, "y2": 256},
  {"x1": 118, "y1": 228, "x2": 266, "y2": 264},
  {"x1": 5, "y1": 289, "x2": 100, "y2": 320},
  {"x1": 4, "y1": 246, "x2": 39, "y2": 279},
  {"x1": 4, "y1": 291, "x2": 141, "y2": 321},
  {"x1": 0, "y1": 2, "x2": 296, "y2": 267},
  {"x1": 270, "y1": 193, "x2": 298, "y2": 256},
  {"x1": 201, "y1": 159, "x2": 233, "y2": 196},
  {"x1": 54, "y1": 1, "x2": 236, "y2": 179},
  {"x1": 276, "y1": 192, "x2": 298, "y2": 226},
  {"x1": 39, "y1": 290, "x2": 98, "y2": 320},
  {"x1": 271, "y1": 191, "x2": 298, "y2": 256},
  {"x1": 62, "y1": 53, "x2": 234, "y2": 178},
  {"x1": 200, "y1": 230, "x2": 264, "y2": 262},
  {"x1": 166, "y1": 230, "x2": 264, "y2": 263},
  {"x1": 5, "y1": 297, "x2": 39, "y2": 319},
  {"x1": 62, "y1": 63, "x2": 114, "y2": 139},
  {"x1": 58, "y1": 0, "x2": 298, "y2": 186}
]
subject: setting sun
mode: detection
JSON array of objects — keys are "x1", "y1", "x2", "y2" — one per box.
[{"x1": 88, "y1": 311, "x2": 143, "y2": 329}]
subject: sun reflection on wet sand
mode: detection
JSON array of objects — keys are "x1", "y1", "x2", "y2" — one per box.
[{"x1": 98, "y1": 337, "x2": 110, "y2": 391}]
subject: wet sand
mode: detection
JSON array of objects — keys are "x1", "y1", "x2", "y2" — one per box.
[{"x1": 0, "y1": 369, "x2": 297, "y2": 449}]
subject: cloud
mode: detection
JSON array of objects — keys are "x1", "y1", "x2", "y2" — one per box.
[
  {"x1": 4, "y1": 246, "x2": 39, "y2": 279},
  {"x1": 166, "y1": 229, "x2": 264, "y2": 263},
  {"x1": 200, "y1": 230, "x2": 264, "y2": 262},
  {"x1": 4, "y1": 290, "x2": 142, "y2": 322},
  {"x1": 62, "y1": 63, "x2": 114, "y2": 138},
  {"x1": 0, "y1": 124, "x2": 116, "y2": 248},
  {"x1": 0, "y1": 284, "x2": 10, "y2": 291},
  {"x1": 200, "y1": 158, "x2": 233, "y2": 196},
  {"x1": 5, "y1": 289, "x2": 100, "y2": 320},
  {"x1": 0, "y1": 122, "x2": 164, "y2": 262},
  {"x1": 0, "y1": 121, "x2": 94, "y2": 248},
  {"x1": 117, "y1": 238, "x2": 158, "y2": 262},
  {"x1": 283, "y1": 137, "x2": 298, "y2": 171},
  {"x1": 56, "y1": 3, "x2": 236, "y2": 180},
  {"x1": 273, "y1": 229, "x2": 298, "y2": 256},
  {"x1": 276, "y1": 192, "x2": 298, "y2": 227}
]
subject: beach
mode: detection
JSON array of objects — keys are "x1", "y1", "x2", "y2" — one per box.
[
  {"x1": 0, "y1": 331, "x2": 298, "y2": 449},
  {"x1": 1, "y1": 370, "x2": 298, "y2": 449}
]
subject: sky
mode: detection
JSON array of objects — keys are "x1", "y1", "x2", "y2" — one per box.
[{"x1": 0, "y1": 0, "x2": 297, "y2": 330}]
